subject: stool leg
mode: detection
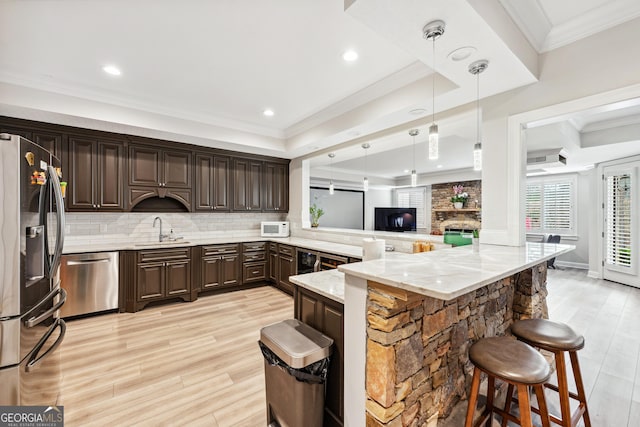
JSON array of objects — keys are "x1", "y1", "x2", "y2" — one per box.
[
  {"x1": 533, "y1": 384, "x2": 551, "y2": 427},
  {"x1": 570, "y1": 350, "x2": 591, "y2": 427},
  {"x1": 516, "y1": 385, "x2": 534, "y2": 427},
  {"x1": 555, "y1": 350, "x2": 571, "y2": 427},
  {"x1": 465, "y1": 368, "x2": 482, "y2": 427},
  {"x1": 502, "y1": 384, "x2": 514, "y2": 427},
  {"x1": 485, "y1": 375, "x2": 495, "y2": 427}
]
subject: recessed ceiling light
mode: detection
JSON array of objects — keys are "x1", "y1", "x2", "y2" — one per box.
[
  {"x1": 102, "y1": 65, "x2": 121, "y2": 76},
  {"x1": 437, "y1": 164, "x2": 443, "y2": 169},
  {"x1": 343, "y1": 50, "x2": 358, "y2": 62},
  {"x1": 403, "y1": 169, "x2": 410, "y2": 173},
  {"x1": 447, "y1": 46, "x2": 476, "y2": 62},
  {"x1": 409, "y1": 108, "x2": 427, "y2": 116},
  {"x1": 263, "y1": 109, "x2": 275, "y2": 117}
]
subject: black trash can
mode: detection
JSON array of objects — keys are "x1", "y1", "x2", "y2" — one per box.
[{"x1": 259, "y1": 319, "x2": 333, "y2": 427}]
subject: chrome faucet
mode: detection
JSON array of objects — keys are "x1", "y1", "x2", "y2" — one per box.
[{"x1": 153, "y1": 216, "x2": 168, "y2": 242}]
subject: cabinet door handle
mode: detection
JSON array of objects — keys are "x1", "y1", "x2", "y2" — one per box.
[{"x1": 97, "y1": 204, "x2": 101, "y2": 208}]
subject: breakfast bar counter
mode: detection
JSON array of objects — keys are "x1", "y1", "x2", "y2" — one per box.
[{"x1": 337, "y1": 242, "x2": 573, "y2": 427}]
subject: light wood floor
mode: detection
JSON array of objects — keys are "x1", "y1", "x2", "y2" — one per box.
[
  {"x1": 37, "y1": 270, "x2": 640, "y2": 426},
  {"x1": 45, "y1": 286, "x2": 293, "y2": 426}
]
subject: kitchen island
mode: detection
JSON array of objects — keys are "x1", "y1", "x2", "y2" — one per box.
[{"x1": 336, "y1": 242, "x2": 573, "y2": 427}]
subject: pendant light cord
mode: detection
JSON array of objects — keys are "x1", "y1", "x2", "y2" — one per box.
[
  {"x1": 330, "y1": 155, "x2": 333, "y2": 181},
  {"x1": 412, "y1": 134, "x2": 416, "y2": 169},
  {"x1": 476, "y1": 71, "x2": 480, "y2": 144},
  {"x1": 432, "y1": 37, "x2": 436, "y2": 125}
]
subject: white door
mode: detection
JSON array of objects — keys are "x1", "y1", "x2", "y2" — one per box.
[{"x1": 603, "y1": 164, "x2": 639, "y2": 287}]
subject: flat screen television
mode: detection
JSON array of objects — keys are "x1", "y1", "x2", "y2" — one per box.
[{"x1": 374, "y1": 207, "x2": 417, "y2": 232}]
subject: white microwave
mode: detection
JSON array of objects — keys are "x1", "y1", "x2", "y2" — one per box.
[{"x1": 261, "y1": 221, "x2": 290, "y2": 237}]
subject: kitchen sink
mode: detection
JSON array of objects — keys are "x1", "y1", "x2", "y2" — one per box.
[{"x1": 134, "y1": 240, "x2": 191, "y2": 248}]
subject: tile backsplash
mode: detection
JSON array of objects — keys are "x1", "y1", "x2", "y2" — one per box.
[{"x1": 65, "y1": 212, "x2": 287, "y2": 245}]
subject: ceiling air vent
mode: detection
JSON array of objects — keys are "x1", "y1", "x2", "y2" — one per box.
[{"x1": 526, "y1": 149, "x2": 567, "y2": 169}]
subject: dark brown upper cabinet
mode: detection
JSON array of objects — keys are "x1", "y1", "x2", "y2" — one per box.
[
  {"x1": 66, "y1": 135, "x2": 124, "y2": 211},
  {"x1": 33, "y1": 131, "x2": 63, "y2": 162},
  {"x1": 195, "y1": 154, "x2": 231, "y2": 212},
  {"x1": 263, "y1": 162, "x2": 289, "y2": 212},
  {"x1": 0, "y1": 116, "x2": 290, "y2": 214},
  {"x1": 129, "y1": 144, "x2": 191, "y2": 189},
  {"x1": 232, "y1": 158, "x2": 262, "y2": 212},
  {"x1": 0, "y1": 125, "x2": 63, "y2": 160}
]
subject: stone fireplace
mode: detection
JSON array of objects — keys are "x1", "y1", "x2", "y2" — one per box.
[{"x1": 431, "y1": 180, "x2": 481, "y2": 234}]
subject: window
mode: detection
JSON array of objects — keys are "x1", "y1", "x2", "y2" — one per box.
[
  {"x1": 396, "y1": 187, "x2": 426, "y2": 229},
  {"x1": 526, "y1": 176, "x2": 576, "y2": 235}
]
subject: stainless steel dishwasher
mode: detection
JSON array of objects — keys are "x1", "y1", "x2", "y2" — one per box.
[{"x1": 60, "y1": 252, "x2": 119, "y2": 318}]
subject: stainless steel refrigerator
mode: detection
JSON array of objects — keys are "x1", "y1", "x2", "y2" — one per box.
[{"x1": 0, "y1": 133, "x2": 67, "y2": 405}]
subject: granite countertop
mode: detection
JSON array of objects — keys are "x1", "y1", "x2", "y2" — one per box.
[
  {"x1": 62, "y1": 236, "x2": 366, "y2": 258},
  {"x1": 290, "y1": 269, "x2": 346, "y2": 304},
  {"x1": 288, "y1": 252, "x2": 412, "y2": 304},
  {"x1": 338, "y1": 242, "x2": 574, "y2": 301}
]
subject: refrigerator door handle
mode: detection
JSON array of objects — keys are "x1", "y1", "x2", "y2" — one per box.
[
  {"x1": 24, "y1": 288, "x2": 67, "y2": 328},
  {"x1": 47, "y1": 165, "x2": 65, "y2": 279},
  {"x1": 25, "y1": 318, "x2": 66, "y2": 373}
]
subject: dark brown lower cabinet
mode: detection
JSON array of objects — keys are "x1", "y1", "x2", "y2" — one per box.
[
  {"x1": 294, "y1": 286, "x2": 344, "y2": 427},
  {"x1": 268, "y1": 243, "x2": 278, "y2": 282},
  {"x1": 131, "y1": 247, "x2": 192, "y2": 312},
  {"x1": 201, "y1": 244, "x2": 241, "y2": 292},
  {"x1": 277, "y1": 246, "x2": 295, "y2": 295},
  {"x1": 242, "y1": 242, "x2": 267, "y2": 284}
]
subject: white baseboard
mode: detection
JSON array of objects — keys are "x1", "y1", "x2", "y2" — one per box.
[
  {"x1": 555, "y1": 261, "x2": 588, "y2": 270},
  {"x1": 587, "y1": 270, "x2": 602, "y2": 279}
]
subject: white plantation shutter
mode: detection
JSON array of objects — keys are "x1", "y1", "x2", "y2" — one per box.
[
  {"x1": 605, "y1": 173, "x2": 633, "y2": 269},
  {"x1": 526, "y1": 176, "x2": 576, "y2": 235},
  {"x1": 543, "y1": 182, "x2": 573, "y2": 231},
  {"x1": 396, "y1": 188, "x2": 426, "y2": 229},
  {"x1": 526, "y1": 183, "x2": 542, "y2": 230}
]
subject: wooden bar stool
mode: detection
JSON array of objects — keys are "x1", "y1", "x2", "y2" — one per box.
[
  {"x1": 465, "y1": 336, "x2": 552, "y2": 427},
  {"x1": 510, "y1": 319, "x2": 591, "y2": 427}
]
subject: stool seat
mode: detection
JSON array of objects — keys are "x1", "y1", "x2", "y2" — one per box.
[
  {"x1": 512, "y1": 319, "x2": 584, "y2": 351},
  {"x1": 470, "y1": 337, "x2": 551, "y2": 385},
  {"x1": 466, "y1": 336, "x2": 552, "y2": 427}
]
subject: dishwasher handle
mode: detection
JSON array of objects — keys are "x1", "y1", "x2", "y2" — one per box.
[{"x1": 66, "y1": 258, "x2": 112, "y2": 266}]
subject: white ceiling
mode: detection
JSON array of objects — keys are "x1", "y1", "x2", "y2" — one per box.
[
  {"x1": 0, "y1": 0, "x2": 422, "y2": 136},
  {"x1": 1, "y1": 0, "x2": 639, "y2": 169},
  {"x1": 499, "y1": 0, "x2": 640, "y2": 52}
]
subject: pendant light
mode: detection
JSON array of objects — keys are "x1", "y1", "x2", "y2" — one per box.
[
  {"x1": 362, "y1": 143, "x2": 370, "y2": 192},
  {"x1": 468, "y1": 59, "x2": 488, "y2": 172},
  {"x1": 409, "y1": 129, "x2": 419, "y2": 187},
  {"x1": 423, "y1": 20, "x2": 445, "y2": 160},
  {"x1": 328, "y1": 152, "x2": 335, "y2": 195}
]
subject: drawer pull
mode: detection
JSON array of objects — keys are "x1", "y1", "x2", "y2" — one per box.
[{"x1": 252, "y1": 270, "x2": 260, "y2": 274}]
